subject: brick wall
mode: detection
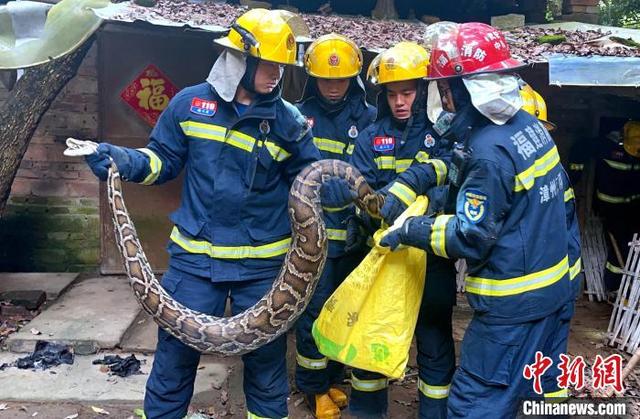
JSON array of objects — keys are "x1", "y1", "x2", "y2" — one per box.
[
  {"x1": 0, "y1": 44, "x2": 101, "y2": 272},
  {"x1": 562, "y1": 0, "x2": 600, "y2": 24}
]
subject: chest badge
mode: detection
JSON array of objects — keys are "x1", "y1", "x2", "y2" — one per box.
[
  {"x1": 348, "y1": 125, "x2": 359, "y2": 139},
  {"x1": 424, "y1": 134, "x2": 436, "y2": 148},
  {"x1": 259, "y1": 120, "x2": 271, "y2": 135},
  {"x1": 306, "y1": 117, "x2": 315, "y2": 129},
  {"x1": 373, "y1": 136, "x2": 395, "y2": 152},
  {"x1": 190, "y1": 97, "x2": 217, "y2": 117}
]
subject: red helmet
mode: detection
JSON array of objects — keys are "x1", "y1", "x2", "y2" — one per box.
[{"x1": 425, "y1": 22, "x2": 525, "y2": 80}]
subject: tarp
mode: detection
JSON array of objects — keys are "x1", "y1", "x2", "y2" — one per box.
[
  {"x1": 0, "y1": 0, "x2": 110, "y2": 70},
  {"x1": 548, "y1": 54, "x2": 640, "y2": 87}
]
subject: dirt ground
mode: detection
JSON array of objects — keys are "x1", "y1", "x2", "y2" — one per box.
[{"x1": 0, "y1": 296, "x2": 636, "y2": 419}]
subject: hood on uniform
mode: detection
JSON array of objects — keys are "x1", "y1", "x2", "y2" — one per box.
[
  {"x1": 208, "y1": 52, "x2": 283, "y2": 103},
  {"x1": 240, "y1": 56, "x2": 260, "y2": 94}
]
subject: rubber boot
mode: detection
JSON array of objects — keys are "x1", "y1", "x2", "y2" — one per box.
[
  {"x1": 306, "y1": 393, "x2": 341, "y2": 419},
  {"x1": 328, "y1": 387, "x2": 348, "y2": 409}
]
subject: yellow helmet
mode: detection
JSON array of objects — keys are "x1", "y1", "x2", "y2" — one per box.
[
  {"x1": 214, "y1": 9, "x2": 309, "y2": 66},
  {"x1": 519, "y1": 83, "x2": 556, "y2": 131},
  {"x1": 367, "y1": 42, "x2": 429, "y2": 85},
  {"x1": 303, "y1": 33, "x2": 363, "y2": 79},
  {"x1": 623, "y1": 121, "x2": 640, "y2": 158}
]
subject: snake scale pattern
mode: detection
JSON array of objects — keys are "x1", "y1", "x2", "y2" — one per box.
[{"x1": 107, "y1": 159, "x2": 382, "y2": 355}]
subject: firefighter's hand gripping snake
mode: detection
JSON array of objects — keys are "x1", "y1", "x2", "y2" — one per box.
[{"x1": 65, "y1": 138, "x2": 382, "y2": 355}]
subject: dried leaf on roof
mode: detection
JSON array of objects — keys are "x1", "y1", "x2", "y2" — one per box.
[{"x1": 508, "y1": 27, "x2": 640, "y2": 62}]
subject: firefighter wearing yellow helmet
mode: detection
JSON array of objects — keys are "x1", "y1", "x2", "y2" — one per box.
[
  {"x1": 84, "y1": 9, "x2": 322, "y2": 419},
  {"x1": 519, "y1": 82, "x2": 556, "y2": 131},
  {"x1": 593, "y1": 120, "x2": 640, "y2": 297},
  {"x1": 293, "y1": 32, "x2": 375, "y2": 419},
  {"x1": 324, "y1": 41, "x2": 457, "y2": 418}
]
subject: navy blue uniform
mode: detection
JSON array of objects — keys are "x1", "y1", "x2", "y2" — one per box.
[
  {"x1": 594, "y1": 139, "x2": 640, "y2": 291},
  {"x1": 118, "y1": 82, "x2": 320, "y2": 419},
  {"x1": 412, "y1": 109, "x2": 580, "y2": 417},
  {"x1": 294, "y1": 79, "x2": 376, "y2": 396},
  {"x1": 350, "y1": 111, "x2": 456, "y2": 419}
]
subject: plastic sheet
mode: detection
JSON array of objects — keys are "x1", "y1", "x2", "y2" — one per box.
[{"x1": 548, "y1": 54, "x2": 640, "y2": 87}]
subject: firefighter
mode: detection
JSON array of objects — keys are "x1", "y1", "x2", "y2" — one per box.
[
  {"x1": 519, "y1": 81, "x2": 556, "y2": 132},
  {"x1": 84, "y1": 9, "x2": 321, "y2": 419},
  {"x1": 379, "y1": 23, "x2": 581, "y2": 417},
  {"x1": 519, "y1": 81, "x2": 584, "y2": 400},
  {"x1": 594, "y1": 121, "x2": 640, "y2": 294},
  {"x1": 294, "y1": 33, "x2": 376, "y2": 419},
  {"x1": 324, "y1": 41, "x2": 456, "y2": 419}
]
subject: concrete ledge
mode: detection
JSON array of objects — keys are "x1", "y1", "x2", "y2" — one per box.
[
  {"x1": 6, "y1": 276, "x2": 140, "y2": 354},
  {"x1": 0, "y1": 272, "x2": 79, "y2": 300}
]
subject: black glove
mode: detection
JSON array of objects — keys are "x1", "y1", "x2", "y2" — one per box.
[
  {"x1": 85, "y1": 143, "x2": 133, "y2": 181},
  {"x1": 320, "y1": 178, "x2": 356, "y2": 209},
  {"x1": 379, "y1": 216, "x2": 432, "y2": 251},
  {"x1": 380, "y1": 187, "x2": 409, "y2": 225},
  {"x1": 344, "y1": 215, "x2": 368, "y2": 254}
]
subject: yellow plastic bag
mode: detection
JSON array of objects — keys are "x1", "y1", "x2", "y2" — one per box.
[{"x1": 312, "y1": 197, "x2": 428, "y2": 379}]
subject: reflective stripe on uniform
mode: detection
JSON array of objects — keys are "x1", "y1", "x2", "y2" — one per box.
[
  {"x1": 465, "y1": 256, "x2": 569, "y2": 297},
  {"x1": 430, "y1": 215, "x2": 453, "y2": 259},
  {"x1": 350, "y1": 374, "x2": 388, "y2": 392},
  {"x1": 396, "y1": 159, "x2": 413, "y2": 173},
  {"x1": 418, "y1": 379, "x2": 450, "y2": 400},
  {"x1": 374, "y1": 156, "x2": 396, "y2": 171},
  {"x1": 314, "y1": 137, "x2": 346, "y2": 155},
  {"x1": 296, "y1": 352, "x2": 328, "y2": 370},
  {"x1": 544, "y1": 388, "x2": 569, "y2": 402},
  {"x1": 606, "y1": 261, "x2": 624, "y2": 274},
  {"x1": 373, "y1": 151, "x2": 439, "y2": 174},
  {"x1": 261, "y1": 140, "x2": 291, "y2": 162},
  {"x1": 603, "y1": 159, "x2": 640, "y2": 171},
  {"x1": 414, "y1": 151, "x2": 430, "y2": 163},
  {"x1": 346, "y1": 143, "x2": 355, "y2": 155},
  {"x1": 170, "y1": 227, "x2": 290, "y2": 259},
  {"x1": 180, "y1": 121, "x2": 255, "y2": 152},
  {"x1": 247, "y1": 412, "x2": 288, "y2": 419},
  {"x1": 227, "y1": 129, "x2": 257, "y2": 152},
  {"x1": 514, "y1": 146, "x2": 561, "y2": 192},
  {"x1": 323, "y1": 204, "x2": 352, "y2": 213},
  {"x1": 327, "y1": 229, "x2": 347, "y2": 241},
  {"x1": 388, "y1": 182, "x2": 417, "y2": 207},
  {"x1": 425, "y1": 159, "x2": 447, "y2": 185},
  {"x1": 570, "y1": 257, "x2": 582, "y2": 280},
  {"x1": 596, "y1": 190, "x2": 640, "y2": 204},
  {"x1": 564, "y1": 188, "x2": 575, "y2": 202},
  {"x1": 137, "y1": 148, "x2": 163, "y2": 185}
]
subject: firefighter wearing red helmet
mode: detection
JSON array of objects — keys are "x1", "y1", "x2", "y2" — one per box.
[{"x1": 381, "y1": 22, "x2": 581, "y2": 417}]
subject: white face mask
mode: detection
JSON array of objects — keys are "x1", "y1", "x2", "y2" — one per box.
[{"x1": 462, "y1": 73, "x2": 523, "y2": 125}]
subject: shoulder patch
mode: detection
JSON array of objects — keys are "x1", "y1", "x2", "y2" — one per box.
[
  {"x1": 373, "y1": 136, "x2": 395, "y2": 152},
  {"x1": 190, "y1": 97, "x2": 217, "y2": 117},
  {"x1": 463, "y1": 190, "x2": 488, "y2": 224}
]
